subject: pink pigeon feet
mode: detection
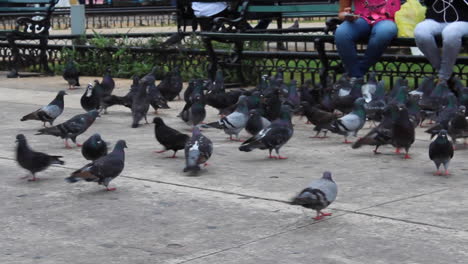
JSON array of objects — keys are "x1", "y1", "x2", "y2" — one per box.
[
  {"x1": 154, "y1": 150, "x2": 167, "y2": 153},
  {"x1": 28, "y1": 176, "x2": 38, "y2": 182},
  {"x1": 343, "y1": 139, "x2": 353, "y2": 144},
  {"x1": 313, "y1": 211, "x2": 332, "y2": 221},
  {"x1": 203, "y1": 163, "x2": 209, "y2": 167},
  {"x1": 106, "y1": 187, "x2": 117, "y2": 191},
  {"x1": 268, "y1": 155, "x2": 288, "y2": 160},
  {"x1": 404, "y1": 153, "x2": 411, "y2": 159},
  {"x1": 395, "y1": 148, "x2": 400, "y2": 154},
  {"x1": 64, "y1": 140, "x2": 73, "y2": 149}
]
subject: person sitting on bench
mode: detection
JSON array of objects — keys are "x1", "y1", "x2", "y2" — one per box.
[
  {"x1": 334, "y1": 0, "x2": 401, "y2": 86},
  {"x1": 414, "y1": 0, "x2": 468, "y2": 86}
]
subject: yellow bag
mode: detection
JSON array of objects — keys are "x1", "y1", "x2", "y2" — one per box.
[{"x1": 395, "y1": 0, "x2": 426, "y2": 37}]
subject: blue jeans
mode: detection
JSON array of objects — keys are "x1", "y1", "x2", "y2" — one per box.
[{"x1": 335, "y1": 18, "x2": 398, "y2": 78}]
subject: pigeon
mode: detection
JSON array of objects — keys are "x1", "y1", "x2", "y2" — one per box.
[
  {"x1": 352, "y1": 104, "x2": 398, "y2": 154},
  {"x1": 158, "y1": 66, "x2": 183, "y2": 101},
  {"x1": 245, "y1": 109, "x2": 271, "y2": 136},
  {"x1": 184, "y1": 127, "x2": 213, "y2": 173},
  {"x1": 264, "y1": 88, "x2": 282, "y2": 121},
  {"x1": 81, "y1": 133, "x2": 108, "y2": 161},
  {"x1": 364, "y1": 80, "x2": 386, "y2": 123},
  {"x1": 131, "y1": 79, "x2": 150, "y2": 128},
  {"x1": 153, "y1": 117, "x2": 190, "y2": 158},
  {"x1": 62, "y1": 60, "x2": 80, "y2": 89},
  {"x1": 182, "y1": 93, "x2": 206, "y2": 126},
  {"x1": 102, "y1": 75, "x2": 138, "y2": 111},
  {"x1": 361, "y1": 72, "x2": 378, "y2": 103},
  {"x1": 205, "y1": 90, "x2": 243, "y2": 116},
  {"x1": 16, "y1": 134, "x2": 64, "y2": 181},
  {"x1": 447, "y1": 106, "x2": 468, "y2": 146},
  {"x1": 327, "y1": 97, "x2": 367, "y2": 143},
  {"x1": 239, "y1": 104, "x2": 293, "y2": 159},
  {"x1": 66, "y1": 140, "x2": 127, "y2": 191},
  {"x1": 35, "y1": 110, "x2": 100, "y2": 148},
  {"x1": 300, "y1": 101, "x2": 337, "y2": 138},
  {"x1": 429, "y1": 130, "x2": 454, "y2": 175},
  {"x1": 291, "y1": 171, "x2": 337, "y2": 220},
  {"x1": 148, "y1": 82, "x2": 170, "y2": 113},
  {"x1": 424, "y1": 94, "x2": 458, "y2": 138},
  {"x1": 21, "y1": 90, "x2": 67, "y2": 127},
  {"x1": 285, "y1": 80, "x2": 300, "y2": 110},
  {"x1": 392, "y1": 105, "x2": 415, "y2": 159},
  {"x1": 80, "y1": 83, "x2": 101, "y2": 112},
  {"x1": 406, "y1": 97, "x2": 422, "y2": 128},
  {"x1": 101, "y1": 67, "x2": 115, "y2": 97},
  {"x1": 202, "y1": 96, "x2": 249, "y2": 141}
]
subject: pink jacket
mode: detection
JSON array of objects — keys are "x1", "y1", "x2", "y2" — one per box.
[{"x1": 354, "y1": 0, "x2": 401, "y2": 24}]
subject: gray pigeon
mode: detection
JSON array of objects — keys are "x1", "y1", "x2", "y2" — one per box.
[
  {"x1": 184, "y1": 127, "x2": 213, "y2": 174},
  {"x1": 21, "y1": 90, "x2": 67, "y2": 127},
  {"x1": 429, "y1": 130, "x2": 454, "y2": 176},
  {"x1": 16, "y1": 134, "x2": 64, "y2": 181},
  {"x1": 327, "y1": 97, "x2": 367, "y2": 143},
  {"x1": 245, "y1": 109, "x2": 271, "y2": 136},
  {"x1": 66, "y1": 140, "x2": 127, "y2": 191},
  {"x1": 202, "y1": 96, "x2": 249, "y2": 141},
  {"x1": 291, "y1": 171, "x2": 337, "y2": 220},
  {"x1": 35, "y1": 110, "x2": 100, "y2": 148}
]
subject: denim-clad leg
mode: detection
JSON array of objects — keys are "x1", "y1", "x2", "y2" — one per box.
[
  {"x1": 335, "y1": 18, "x2": 371, "y2": 78},
  {"x1": 414, "y1": 19, "x2": 445, "y2": 72},
  {"x1": 439, "y1": 22, "x2": 468, "y2": 80},
  {"x1": 359, "y1": 20, "x2": 398, "y2": 75}
]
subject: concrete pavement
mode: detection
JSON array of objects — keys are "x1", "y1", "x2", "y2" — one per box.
[{"x1": 1, "y1": 73, "x2": 468, "y2": 263}]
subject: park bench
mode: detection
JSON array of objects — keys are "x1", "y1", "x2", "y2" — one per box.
[
  {"x1": 201, "y1": 3, "x2": 468, "y2": 87},
  {"x1": 0, "y1": 0, "x2": 58, "y2": 78}
]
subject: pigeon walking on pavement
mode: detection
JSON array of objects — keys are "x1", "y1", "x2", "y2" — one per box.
[
  {"x1": 291, "y1": 171, "x2": 337, "y2": 221},
  {"x1": 202, "y1": 96, "x2": 249, "y2": 141},
  {"x1": 429, "y1": 130, "x2": 454, "y2": 175},
  {"x1": 21, "y1": 90, "x2": 67, "y2": 127},
  {"x1": 184, "y1": 127, "x2": 213, "y2": 174},
  {"x1": 327, "y1": 98, "x2": 367, "y2": 143},
  {"x1": 80, "y1": 83, "x2": 102, "y2": 112},
  {"x1": 392, "y1": 105, "x2": 415, "y2": 159},
  {"x1": 239, "y1": 104, "x2": 293, "y2": 159},
  {"x1": 153, "y1": 117, "x2": 190, "y2": 158},
  {"x1": 131, "y1": 79, "x2": 150, "y2": 128},
  {"x1": 35, "y1": 110, "x2": 100, "y2": 148},
  {"x1": 62, "y1": 60, "x2": 80, "y2": 90},
  {"x1": 66, "y1": 140, "x2": 127, "y2": 191},
  {"x1": 16, "y1": 134, "x2": 64, "y2": 181},
  {"x1": 81, "y1": 133, "x2": 108, "y2": 161}
]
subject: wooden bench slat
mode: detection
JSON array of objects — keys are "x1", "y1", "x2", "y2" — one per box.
[
  {"x1": 0, "y1": 7, "x2": 53, "y2": 12},
  {"x1": 3, "y1": 0, "x2": 54, "y2": 3},
  {"x1": 245, "y1": 4, "x2": 339, "y2": 13}
]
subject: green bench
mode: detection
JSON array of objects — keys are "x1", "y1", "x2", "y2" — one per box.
[{"x1": 0, "y1": 0, "x2": 58, "y2": 77}]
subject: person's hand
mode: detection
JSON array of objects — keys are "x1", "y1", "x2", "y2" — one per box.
[{"x1": 338, "y1": 7, "x2": 358, "y2": 22}]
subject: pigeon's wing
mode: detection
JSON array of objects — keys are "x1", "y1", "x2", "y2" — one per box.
[
  {"x1": 41, "y1": 104, "x2": 62, "y2": 119},
  {"x1": 338, "y1": 113, "x2": 362, "y2": 131},
  {"x1": 309, "y1": 178, "x2": 338, "y2": 204},
  {"x1": 92, "y1": 155, "x2": 125, "y2": 179},
  {"x1": 262, "y1": 125, "x2": 293, "y2": 147}
]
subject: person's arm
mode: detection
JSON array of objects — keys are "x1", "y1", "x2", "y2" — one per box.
[{"x1": 338, "y1": 0, "x2": 357, "y2": 21}]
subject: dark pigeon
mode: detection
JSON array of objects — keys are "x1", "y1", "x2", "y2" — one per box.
[
  {"x1": 131, "y1": 79, "x2": 150, "y2": 128},
  {"x1": 101, "y1": 67, "x2": 115, "y2": 97},
  {"x1": 424, "y1": 94, "x2": 458, "y2": 138},
  {"x1": 81, "y1": 133, "x2": 108, "y2": 161},
  {"x1": 300, "y1": 101, "x2": 338, "y2": 138},
  {"x1": 159, "y1": 66, "x2": 183, "y2": 101},
  {"x1": 239, "y1": 104, "x2": 293, "y2": 159},
  {"x1": 447, "y1": 106, "x2": 468, "y2": 146},
  {"x1": 429, "y1": 130, "x2": 454, "y2": 176},
  {"x1": 35, "y1": 110, "x2": 100, "y2": 148},
  {"x1": 21, "y1": 90, "x2": 66, "y2": 127},
  {"x1": 102, "y1": 75, "x2": 138, "y2": 111},
  {"x1": 392, "y1": 105, "x2": 415, "y2": 159},
  {"x1": 352, "y1": 104, "x2": 398, "y2": 154},
  {"x1": 148, "y1": 82, "x2": 170, "y2": 113},
  {"x1": 66, "y1": 140, "x2": 127, "y2": 191},
  {"x1": 153, "y1": 117, "x2": 190, "y2": 158},
  {"x1": 245, "y1": 109, "x2": 271, "y2": 136},
  {"x1": 364, "y1": 80, "x2": 386, "y2": 123},
  {"x1": 291, "y1": 171, "x2": 337, "y2": 220},
  {"x1": 16, "y1": 134, "x2": 64, "y2": 181},
  {"x1": 80, "y1": 83, "x2": 101, "y2": 112},
  {"x1": 62, "y1": 60, "x2": 80, "y2": 89},
  {"x1": 184, "y1": 127, "x2": 213, "y2": 173},
  {"x1": 181, "y1": 93, "x2": 206, "y2": 127}
]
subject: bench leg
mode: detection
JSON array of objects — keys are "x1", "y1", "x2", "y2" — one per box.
[
  {"x1": 7, "y1": 37, "x2": 19, "y2": 78},
  {"x1": 203, "y1": 36, "x2": 217, "y2": 81},
  {"x1": 233, "y1": 41, "x2": 245, "y2": 86},
  {"x1": 40, "y1": 37, "x2": 53, "y2": 76},
  {"x1": 314, "y1": 38, "x2": 329, "y2": 89}
]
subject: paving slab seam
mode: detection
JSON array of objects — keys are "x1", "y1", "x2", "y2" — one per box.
[{"x1": 2, "y1": 156, "x2": 463, "y2": 234}]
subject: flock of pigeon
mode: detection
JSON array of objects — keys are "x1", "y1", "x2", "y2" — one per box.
[{"x1": 13, "y1": 63, "x2": 468, "y2": 220}]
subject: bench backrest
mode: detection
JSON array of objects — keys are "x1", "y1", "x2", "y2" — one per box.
[{"x1": 0, "y1": 0, "x2": 59, "y2": 18}]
